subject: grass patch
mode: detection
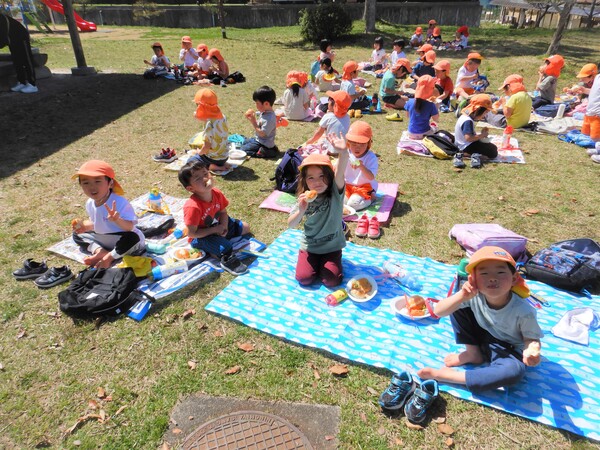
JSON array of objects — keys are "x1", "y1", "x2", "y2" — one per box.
[{"x1": 1, "y1": 21, "x2": 599, "y2": 449}]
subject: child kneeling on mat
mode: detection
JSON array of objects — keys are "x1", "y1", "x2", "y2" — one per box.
[
  {"x1": 417, "y1": 246, "x2": 542, "y2": 392},
  {"x1": 72, "y1": 160, "x2": 145, "y2": 269},
  {"x1": 179, "y1": 159, "x2": 251, "y2": 276}
]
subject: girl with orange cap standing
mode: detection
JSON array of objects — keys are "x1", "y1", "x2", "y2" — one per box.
[
  {"x1": 404, "y1": 75, "x2": 440, "y2": 140},
  {"x1": 282, "y1": 71, "x2": 312, "y2": 121},
  {"x1": 207, "y1": 48, "x2": 230, "y2": 85},
  {"x1": 340, "y1": 61, "x2": 370, "y2": 112},
  {"x1": 532, "y1": 55, "x2": 564, "y2": 110},
  {"x1": 190, "y1": 88, "x2": 230, "y2": 173}
]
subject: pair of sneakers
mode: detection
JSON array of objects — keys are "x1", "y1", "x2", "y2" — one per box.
[
  {"x1": 13, "y1": 259, "x2": 74, "y2": 289},
  {"x1": 348, "y1": 109, "x2": 363, "y2": 119},
  {"x1": 220, "y1": 253, "x2": 248, "y2": 276},
  {"x1": 11, "y1": 82, "x2": 38, "y2": 94},
  {"x1": 587, "y1": 142, "x2": 600, "y2": 163},
  {"x1": 153, "y1": 147, "x2": 177, "y2": 163},
  {"x1": 453, "y1": 152, "x2": 482, "y2": 169},
  {"x1": 356, "y1": 214, "x2": 380, "y2": 239},
  {"x1": 378, "y1": 371, "x2": 439, "y2": 425}
]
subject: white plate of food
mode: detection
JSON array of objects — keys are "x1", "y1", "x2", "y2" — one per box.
[
  {"x1": 342, "y1": 205, "x2": 356, "y2": 218},
  {"x1": 390, "y1": 294, "x2": 431, "y2": 320},
  {"x1": 168, "y1": 247, "x2": 206, "y2": 263},
  {"x1": 346, "y1": 275, "x2": 378, "y2": 302},
  {"x1": 228, "y1": 149, "x2": 247, "y2": 160}
]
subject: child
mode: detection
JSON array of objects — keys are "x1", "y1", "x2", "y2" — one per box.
[
  {"x1": 282, "y1": 71, "x2": 312, "y2": 121},
  {"x1": 344, "y1": 121, "x2": 378, "y2": 211},
  {"x1": 319, "y1": 38, "x2": 336, "y2": 63},
  {"x1": 288, "y1": 135, "x2": 350, "y2": 287},
  {"x1": 242, "y1": 86, "x2": 279, "y2": 158},
  {"x1": 380, "y1": 58, "x2": 412, "y2": 114},
  {"x1": 583, "y1": 71, "x2": 600, "y2": 161},
  {"x1": 533, "y1": 55, "x2": 564, "y2": 109},
  {"x1": 426, "y1": 19, "x2": 437, "y2": 38},
  {"x1": 454, "y1": 52, "x2": 482, "y2": 101},
  {"x1": 207, "y1": 48, "x2": 230, "y2": 85},
  {"x1": 389, "y1": 39, "x2": 406, "y2": 66},
  {"x1": 305, "y1": 90, "x2": 352, "y2": 153},
  {"x1": 485, "y1": 74, "x2": 531, "y2": 129},
  {"x1": 404, "y1": 75, "x2": 439, "y2": 139},
  {"x1": 433, "y1": 60, "x2": 454, "y2": 112},
  {"x1": 190, "y1": 88, "x2": 230, "y2": 173},
  {"x1": 409, "y1": 27, "x2": 424, "y2": 49},
  {"x1": 428, "y1": 26, "x2": 442, "y2": 47},
  {"x1": 417, "y1": 246, "x2": 542, "y2": 392},
  {"x1": 179, "y1": 36, "x2": 199, "y2": 70},
  {"x1": 314, "y1": 58, "x2": 339, "y2": 92},
  {"x1": 568, "y1": 63, "x2": 598, "y2": 98},
  {"x1": 340, "y1": 61, "x2": 370, "y2": 112},
  {"x1": 71, "y1": 160, "x2": 145, "y2": 269},
  {"x1": 453, "y1": 94, "x2": 498, "y2": 169},
  {"x1": 192, "y1": 43, "x2": 212, "y2": 79},
  {"x1": 178, "y1": 159, "x2": 250, "y2": 276},
  {"x1": 143, "y1": 42, "x2": 170, "y2": 76},
  {"x1": 369, "y1": 37, "x2": 387, "y2": 71},
  {"x1": 454, "y1": 26, "x2": 469, "y2": 50},
  {"x1": 411, "y1": 50, "x2": 436, "y2": 81}
]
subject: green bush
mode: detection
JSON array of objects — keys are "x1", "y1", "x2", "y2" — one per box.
[{"x1": 299, "y1": 4, "x2": 353, "y2": 44}]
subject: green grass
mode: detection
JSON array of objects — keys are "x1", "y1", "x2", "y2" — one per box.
[{"x1": 1, "y1": 21, "x2": 600, "y2": 449}]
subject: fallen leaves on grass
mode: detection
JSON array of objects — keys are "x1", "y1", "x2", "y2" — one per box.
[
  {"x1": 445, "y1": 437, "x2": 455, "y2": 447},
  {"x1": 521, "y1": 208, "x2": 540, "y2": 216},
  {"x1": 405, "y1": 419, "x2": 424, "y2": 430},
  {"x1": 97, "y1": 387, "x2": 106, "y2": 399},
  {"x1": 359, "y1": 412, "x2": 367, "y2": 423},
  {"x1": 113, "y1": 405, "x2": 127, "y2": 417},
  {"x1": 172, "y1": 428, "x2": 182, "y2": 434},
  {"x1": 187, "y1": 360, "x2": 198, "y2": 370},
  {"x1": 63, "y1": 414, "x2": 105, "y2": 437},
  {"x1": 213, "y1": 330, "x2": 224, "y2": 338},
  {"x1": 366, "y1": 386, "x2": 378, "y2": 396},
  {"x1": 225, "y1": 365, "x2": 241, "y2": 375},
  {"x1": 237, "y1": 342, "x2": 254, "y2": 352},
  {"x1": 16, "y1": 328, "x2": 27, "y2": 339},
  {"x1": 438, "y1": 423, "x2": 454, "y2": 435},
  {"x1": 377, "y1": 426, "x2": 386, "y2": 435},
  {"x1": 431, "y1": 416, "x2": 446, "y2": 424},
  {"x1": 328, "y1": 364, "x2": 349, "y2": 376},
  {"x1": 161, "y1": 443, "x2": 171, "y2": 450},
  {"x1": 182, "y1": 309, "x2": 195, "y2": 320},
  {"x1": 324, "y1": 435, "x2": 335, "y2": 441},
  {"x1": 88, "y1": 399, "x2": 99, "y2": 410}
]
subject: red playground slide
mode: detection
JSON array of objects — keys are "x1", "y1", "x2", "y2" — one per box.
[{"x1": 41, "y1": 0, "x2": 97, "y2": 32}]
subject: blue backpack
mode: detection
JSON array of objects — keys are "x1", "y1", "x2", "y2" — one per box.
[
  {"x1": 273, "y1": 148, "x2": 303, "y2": 194},
  {"x1": 310, "y1": 59, "x2": 320, "y2": 79}
]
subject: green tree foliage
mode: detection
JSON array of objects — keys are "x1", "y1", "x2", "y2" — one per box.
[{"x1": 299, "y1": 4, "x2": 353, "y2": 44}]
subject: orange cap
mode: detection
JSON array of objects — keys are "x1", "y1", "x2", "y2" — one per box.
[
  {"x1": 417, "y1": 43, "x2": 433, "y2": 53},
  {"x1": 463, "y1": 93, "x2": 493, "y2": 115},
  {"x1": 194, "y1": 88, "x2": 223, "y2": 120},
  {"x1": 423, "y1": 50, "x2": 436, "y2": 64},
  {"x1": 433, "y1": 26, "x2": 441, "y2": 35},
  {"x1": 544, "y1": 55, "x2": 564, "y2": 78},
  {"x1": 196, "y1": 43, "x2": 208, "y2": 53},
  {"x1": 393, "y1": 58, "x2": 412, "y2": 73},
  {"x1": 299, "y1": 154, "x2": 333, "y2": 171},
  {"x1": 296, "y1": 71, "x2": 309, "y2": 86},
  {"x1": 326, "y1": 90, "x2": 352, "y2": 118},
  {"x1": 457, "y1": 25, "x2": 469, "y2": 37},
  {"x1": 72, "y1": 160, "x2": 124, "y2": 195},
  {"x1": 346, "y1": 120, "x2": 373, "y2": 144},
  {"x1": 342, "y1": 60, "x2": 359, "y2": 80},
  {"x1": 208, "y1": 48, "x2": 223, "y2": 62},
  {"x1": 467, "y1": 52, "x2": 483, "y2": 61},
  {"x1": 415, "y1": 26, "x2": 423, "y2": 35},
  {"x1": 498, "y1": 74, "x2": 524, "y2": 90},
  {"x1": 433, "y1": 59, "x2": 450, "y2": 72},
  {"x1": 428, "y1": 19, "x2": 437, "y2": 25},
  {"x1": 415, "y1": 75, "x2": 436, "y2": 100},
  {"x1": 151, "y1": 41, "x2": 163, "y2": 49},
  {"x1": 181, "y1": 36, "x2": 192, "y2": 43},
  {"x1": 577, "y1": 63, "x2": 598, "y2": 78},
  {"x1": 286, "y1": 70, "x2": 302, "y2": 88}
]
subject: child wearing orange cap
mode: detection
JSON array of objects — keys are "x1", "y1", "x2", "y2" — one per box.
[
  {"x1": 71, "y1": 160, "x2": 145, "y2": 269},
  {"x1": 411, "y1": 50, "x2": 436, "y2": 82},
  {"x1": 485, "y1": 74, "x2": 532, "y2": 129},
  {"x1": 564, "y1": 63, "x2": 598, "y2": 99},
  {"x1": 426, "y1": 19, "x2": 437, "y2": 38},
  {"x1": 454, "y1": 52, "x2": 482, "y2": 101},
  {"x1": 192, "y1": 43, "x2": 211, "y2": 79},
  {"x1": 453, "y1": 26, "x2": 469, "y2": 50},
  {"x1": 532, "y1": 55, "x2": 564, "y2": 110},
  {"x1": 427, "y1": 26, "x2": 442, "y2": 48},
  {"x1": 282, "y1": 71, "x2": 312, "y2": 121},
  {"x1": 417, "y1": 246, "x2": 542, "y2": 392},
  {"x1": 410, "y1": 26, "x2": 424, "y2": 48},
  {"x1": 288, "y1": 134, "x2": 350, "y2": 287},
  {"x1": 305, "y1": 90, "x2": 352, "y2": 153},
  {"x1": 207, "y1": 48, "x2": 230, "y2": 85},
  {"x1": 433, "y1": 60, "x2": 453, "y2": 112},
  {"x1": 190, "y1": 88, "x2": 230, "y2": 173},
  {"x1": 340, "y1": 61, "x2": 370, "y2": 112},
  {"x1": 179, "y1": 36, "x2": 199, "y2": 70},
  {"x1": 380, "y1": 59, "x2": 412, "y2": 117},
  {"x1": 405, "y1": 75, "x2": 439, "y2": 139},
  {"x1": 143, "y1": 42, "x2": 170, "y2": 77},
  {"x1": 583, "y1": 70, "x2": 600, "y2": 159}
]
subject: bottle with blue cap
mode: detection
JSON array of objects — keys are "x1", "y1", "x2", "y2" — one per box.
[{"x1": 151, "y1": 260, "x2": 188, "y2": 281}]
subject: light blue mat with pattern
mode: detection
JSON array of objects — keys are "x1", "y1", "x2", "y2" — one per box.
[{"x1": 206, "y1": 229, "x2": 600, "y2": 440}]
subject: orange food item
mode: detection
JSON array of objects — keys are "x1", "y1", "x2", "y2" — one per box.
[
  {"x1": 174, "y1": 248, "x2": 191, "y2": 260},
  {"x1": 305, "y1": 190, "x2": 318, "y2": 202},
  {"x1": 406, "y1": 295, "x2": 427, "y2": 317},
  {"x1": 71, "y1": 218, "x2": 83, "y2": 230},
  {"x1": 350, "y1": 277, "x2": 372, "y2": 298}
]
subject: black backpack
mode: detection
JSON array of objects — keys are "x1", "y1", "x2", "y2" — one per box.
[
  {"x1": 58, "y1": 268, "x2": 141, "y2": 318},
  {"x1": 273, "y1": 148, "x2": 303, "y2": 194},
  {"x1": 137, "y1": 214, "x2": 175, "y2": 238},
  {"x1": 430, "y1": 132, "x2": 460, "y2": 156},
  {"x1": 524, "y1": 238, "x2": 600, "y2": 295}
]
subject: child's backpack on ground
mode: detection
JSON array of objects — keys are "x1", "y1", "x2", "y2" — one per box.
[
  {"x1": 143, "y1": 67, "x2": 168, "y2": 79},
  {"x1": 449, "y1": 223, "x2": 529, "y2": 263},
  {"x1": 227, "y1": 71, "x2": 246, "y2": 83},
  {"x1": 273, "y1": 148, "x2": 303, "y2": 194},
  {"x1": 137, "y1": 214, "x2": 175, "y2": 238},
  {"x1": 524, "y1": 238, "x2": 600, "y2": 295},
  {"x1": 58, "y1": 268, "x2": 142, "y2": 318},
  {"x1": 422, "y1": 133, "x2": 460, "y2": 159}
]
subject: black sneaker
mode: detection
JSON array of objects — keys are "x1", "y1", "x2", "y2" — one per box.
[
  {"x1": 34, "y1": 266, "x2": 74, "y2": 289},
  {"x1": 220, "y1": 254, "x2": 248, "y2": 276},
  {"x1": 404, "y1": 379, "x2": 439, "y2": 424},
  {"x1": 255, "y1": 146, "x2": 279, "y2": 159},
  {"x1": 470, "y1": 153, "x2": 482, "y2": 169},
  {"x1": 378, "y1": 371, "x2": 416, "y2": 411},
  {"x1": 13, "y1": 259, "x2": 48, "y2": 280}
]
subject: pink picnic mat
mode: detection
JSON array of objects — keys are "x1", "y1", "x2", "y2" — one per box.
[{"x1": 259, "y1": 183, "x2": 398, "y2": 223}]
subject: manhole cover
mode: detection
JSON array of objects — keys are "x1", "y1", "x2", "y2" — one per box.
[{"x1": 181, "y1": 410, "x2": 314, "y2": 450}]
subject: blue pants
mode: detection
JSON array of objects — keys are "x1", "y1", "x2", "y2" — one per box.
[
  {"x1": 241, "y1": 137, "x2": 263, "y2": 156},
  {"x1": 190, "y1": 217, "x2": 244, "y2": 258},
  {"x1": 451, "y1": 307, "x2": 526, "y2": 392}
]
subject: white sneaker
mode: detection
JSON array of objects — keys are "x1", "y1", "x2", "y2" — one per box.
[
  {"x1": 20, "y1": 83, "x2": 38, "y2": 94},
  {"x1": 592, "y1": 154, "x2": 600, "y2": 164},
  {"x1": 586, "y1": 148, "x2": 600, "y2": 156},
  {"x1": 11, "y1": 82, "x2": 26, "y2": 92},
  {"x1": 596, "y1": 141, "x2": 600, "y2": 151}
]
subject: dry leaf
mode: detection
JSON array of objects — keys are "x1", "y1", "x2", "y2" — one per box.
[
  {"x1": 328, "y1": 364, "x2": 349, "y2": 376},
  {"x1": 88, "y1": 399, "x2": 99, "y2": 410},
  {"x1": 97, "y1": 387, "x2": 106, "y2": 399},
  {"x1": 366, "y1": 386, "x2": 377, "y2": 395},
  {"x1": 225, "y1": 365, "x2": 241, "y2": 375},
  {"x1": 523, "y1": 208, "x2": 540, "y2": 216},
  {"x1": 182, "y1": 309, "x2": 195, "y2": 320},
  {"x1": 398, "y1": 190, "x2": 406, "y2": 195},
  {"x1": 161, "y1": 443, "x2": 171, "y2": 450},
  {"x1": 445, "y1": 437, "x2": 455, "y2": 447},
  {"x1": 99, "y1": 409, "x2": 107, "y2": 422},
  {"x1": 197, "y1": 323, "x2": 208, "y2": 331},
  {"x1": 498, "y1": 196, "x2": 505, "y2": 201},
  {"x1": 105, "y1": 395, "x2": 113, "y2": 402},
  {"x1": 431, "y1": 416, "x2": 446, "y2": 424},
  {"x1": 359, "y1": 412, "x2": 367, "y2": 423},
  {"x1": 172, "y1": 428, "x2": 182, "y2": 434},
  {"x1": 485, "y1": 215, "x2": 495, "y2": 221},
  {"x1": 405, "y1": 419, "x2": 424, "y2": 430},
  {"x1": 16, "y1": 328, "x2": 27, "y2": 339},
  {"x1": 571, "y1": 198, "x2": 578, "y2": 203},
  {"x1": 324, "y1": 435, "x2": 335, "y2": 441},
  {"x1": 394, "y1": 437, "x2": 404, "y2": 446},
  {"x1": 313, "y1": 369, "x2": 321, "y2": 380},
  {"x1": 377, "y1": 426, "x2": 386, "y2": 436},
  {"x1": 213, "y1": 330, "x2": 224, "y2": 337},
  {"x1": 237, "y1": 342, "x2": 255, "y2": 352},
  {"x1": 18, "y1": 312, "x2": 25, "y2": 321},
  {"x1": 113, "y1": 405, "x2": 127, "y2": 416},
  {"x1": 63, "y1": 414, "x2": 103, "y2": 436},
  {"x1": 188, "y1": 360, "x2": 198, "y2": 370},
  {"x1": 437, "y1": 423, "x2": 454, "y2": 435},
  {"x1": 553, "y1": 193, "x2": 561, "y2": 197},
  {"x1": 188, "y1": 416, "x2": 194, "y2": 421}
]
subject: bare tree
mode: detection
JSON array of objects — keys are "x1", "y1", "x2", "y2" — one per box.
[
  {"x1": 526, "y1": 0, "x2": 562, "y2": 28},
  {"x1": 548, "y1": 0, "x2": 576, "y2": 54},
  {"x1": 217, "y1": 0, "x2": 226, "y2": 39},
  {"x1": 587, "y1": 0, "x2": 597, "y2": 29},
  {"x1": 364, "y1": 0, "x2": 376, "y2": 33}
]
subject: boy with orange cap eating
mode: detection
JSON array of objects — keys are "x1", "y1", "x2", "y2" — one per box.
[
  {"x1": 533, "y1": 55, "x2": 564, "y2": 110},
  {"x1": 417, "y1": 246, "x2": 542, "y2": 392},
  {"x1": 485, "y1": 74, "x2": 532, "y2": 129}
]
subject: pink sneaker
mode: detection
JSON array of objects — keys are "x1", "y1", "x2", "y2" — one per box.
[
  {"x1": 368, "y1": 216, "x2": 380, "y2": 239},
  {"x1": 356, "y1": 214, "x2": 369, "y2": 238}
]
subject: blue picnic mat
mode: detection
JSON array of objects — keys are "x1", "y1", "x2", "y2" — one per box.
[{"x1": 205, "y1": 229, "x2": 600, "y2": 441}]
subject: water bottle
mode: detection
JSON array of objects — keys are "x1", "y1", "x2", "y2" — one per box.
[
  {"x1": 146, "y1": 242, "x2": 168, "y2": 255},
  {"x1": 453, "y1": 258, "x2": 469, "y2": 294},
  {"x1": 158, "y1": 226, "x2": 188, "y2": 245},
  {"x1": 147, "y1": 189, "x2": 163, "y2": 212},
  {"x1": 501, "y1": 125, "x2": 513, "y2": 149},
  {"x1": 384, "y1": 261, "x2": 423, "y2": 292},
  {"x1": 151, "y1": 260, "x2": 188, "y2": 281},
  {"x1": 556, "y1": 103, "x2": 566, "y2": 119},
  {"x1": 325, "y1": 289, "x2": 348, "y2": 306}
]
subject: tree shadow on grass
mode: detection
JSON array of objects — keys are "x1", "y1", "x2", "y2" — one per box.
[{"x1": 0, "y1": 73, "x2": 180, "y2": 180}]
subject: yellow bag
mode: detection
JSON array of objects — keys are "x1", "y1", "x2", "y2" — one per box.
[{"x1": 188, "y1": 131, "x2": 205, "y2": 149}]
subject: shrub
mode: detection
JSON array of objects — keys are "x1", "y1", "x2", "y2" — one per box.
[{"x1": 299, "y1": 4, "x2": 353, "y2": 44}]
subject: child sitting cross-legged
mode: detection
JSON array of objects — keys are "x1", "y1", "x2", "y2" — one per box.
[
  {"x1": 344, "y1": 121, "x2": 378, "y2": 212},
  {"x1": 242, "y1": 86, "x2": 279, "y2": 159},
  {"x1": 417, "y1": 246, "x2": 542, "y2": 392},
  {"x1": 178, "y1": 159, "x2": 251, "y2": 276},
  {"x1": 405, "y1": 75, "x2": 439, "y2": 140}
]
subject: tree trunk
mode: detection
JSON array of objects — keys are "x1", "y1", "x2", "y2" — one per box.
[
  {"x1": 587, "y1": 0, "x2": 597, "y2": 29},
  {"x1": 547, "y1": 0, "x2": 576, "y2": 54},
  {"x1": 517, "y1": 8, "x2": 527, "y2": 28},
  {"x1": 364, "y1": 0, "x2": 377, "y2": 33},
  {"x1": 217, "y1": 0, "x2": 226, "y2": 39}
]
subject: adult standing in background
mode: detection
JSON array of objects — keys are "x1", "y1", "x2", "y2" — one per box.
[{"x1": 0, "y1": 13, "x2": 38, "y2": 93}]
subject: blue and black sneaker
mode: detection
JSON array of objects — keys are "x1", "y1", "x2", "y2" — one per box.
[
  {"x1": 404, "y1": 379, "x2": 439, "y2": 424},
  {"x1": 378, "y1": 371, "x2": 416, "y2": 411}
]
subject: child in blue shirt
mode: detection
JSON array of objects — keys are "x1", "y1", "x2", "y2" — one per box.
[
  {"x1": 404, "y1": 75, "x2": 439, "y2": 139},
  {"x1": 242, "y1": 86, "x2": 279, "y2": 159}
]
